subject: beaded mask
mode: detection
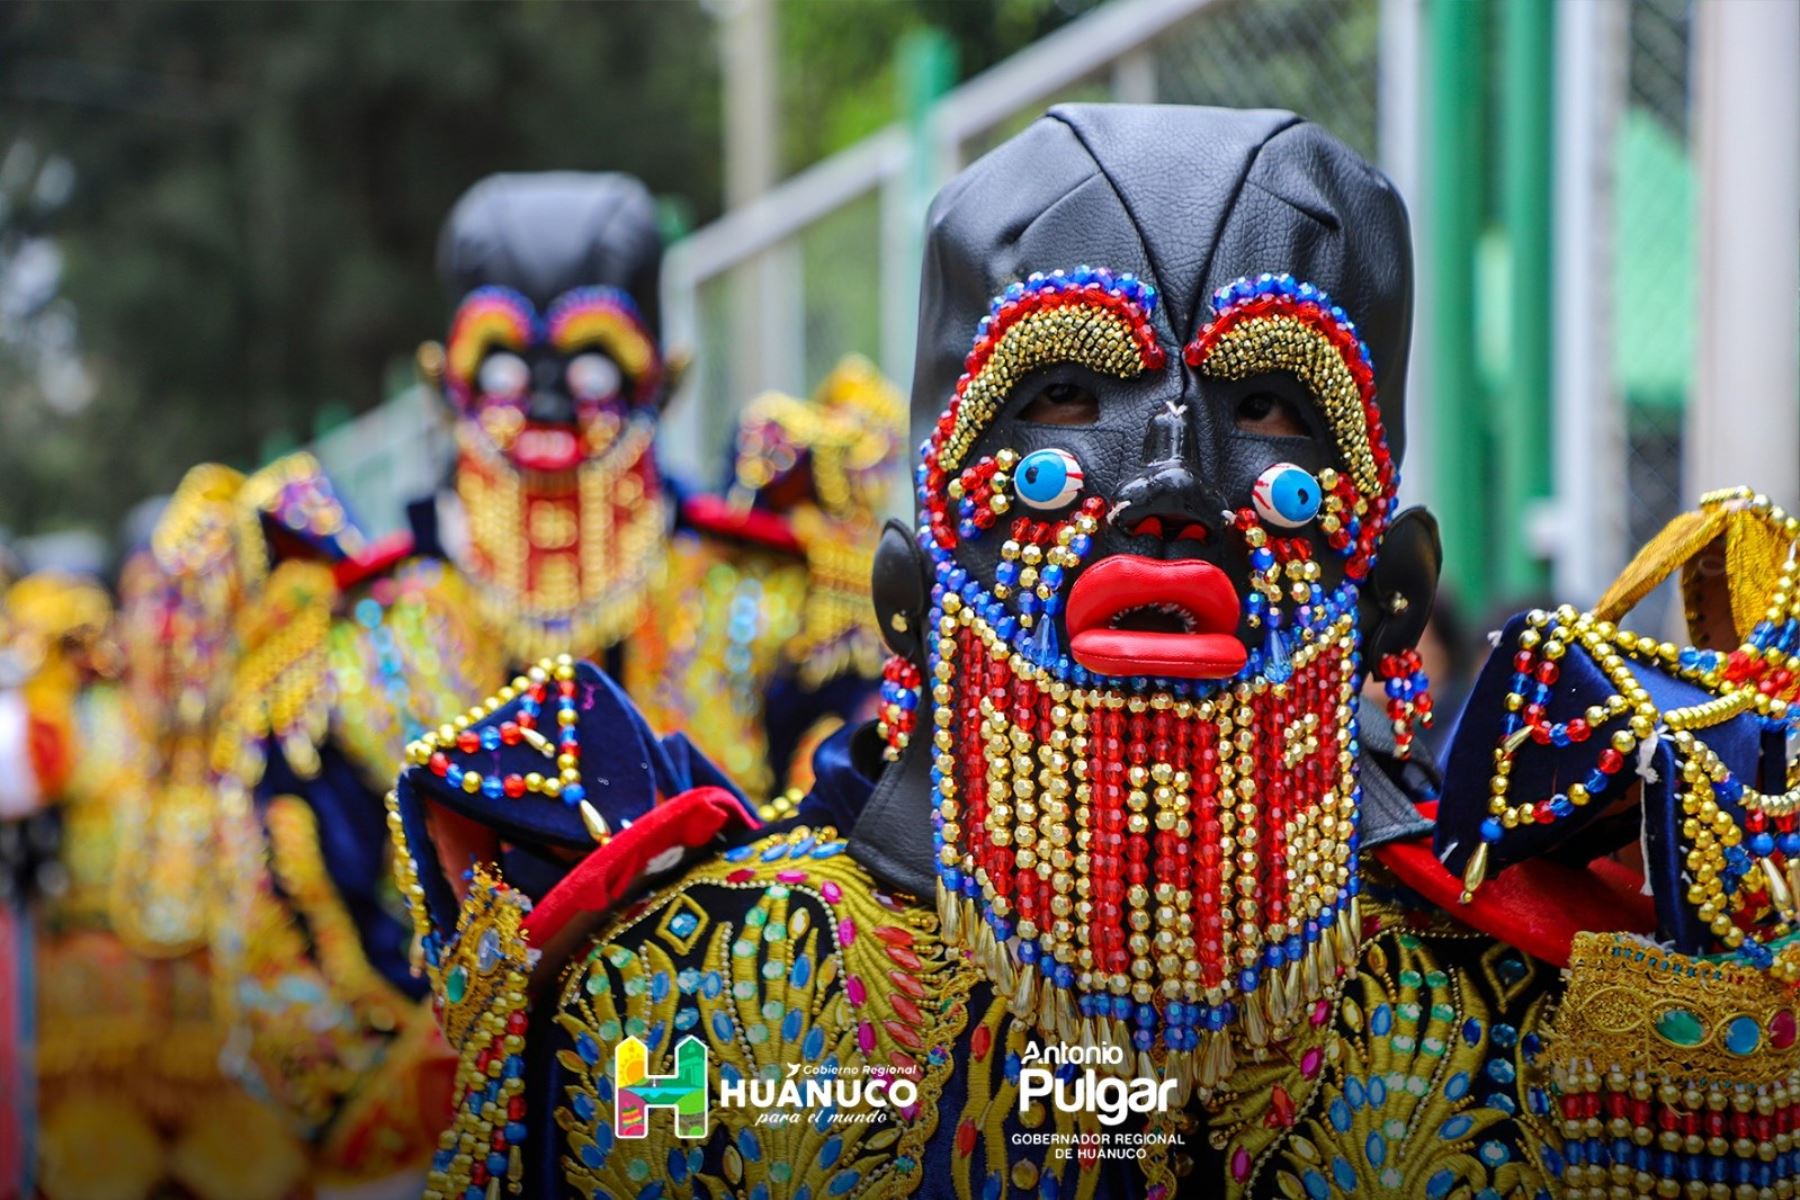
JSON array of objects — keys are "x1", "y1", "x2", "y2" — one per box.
[
  {"x1": 431, "y1": 174, "x2": 671, "y2": 665},
  {"x1": 906, "y1": 268, "x2": 1399, "y2": 1100},
  {"x1": 869, "y1": 106, "x2": 1422, "y2": 1103}
]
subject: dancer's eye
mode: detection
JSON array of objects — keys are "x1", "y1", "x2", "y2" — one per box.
[
  {"x1": 1019, "y1": 382, "x2": 1100, "y2": 427},
  {"x1": 1234, "y1": 391, "x2": 1307, "y2": 437}
]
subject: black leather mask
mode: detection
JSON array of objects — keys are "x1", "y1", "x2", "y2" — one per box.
[{"x1": 856, "y1": 106, "x2": 1442, "y2": 1088}]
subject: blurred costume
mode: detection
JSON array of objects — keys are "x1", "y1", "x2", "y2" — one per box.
[
  {"x1": 2, "y1": 563, "x2": 306, "y2": 1200},
  {"x1": 0, "y1": 568, "x2": 86, "y2": 1200},
  {"x1": 1420, "y1": 485, "x2": 1800, "y2": 1199},
  {"x1": 385, "y1": 106, "x2": 1687, "y2": 1200},
  {"x1": 653, "y1": 356, "x2": 902, "y2": 800},
  {"x1": 409, "y1": 170, "x2": 892, "y2": 798},
  {"x1": 154, "y1": 174, "x2": 890, "y2": 1193}
]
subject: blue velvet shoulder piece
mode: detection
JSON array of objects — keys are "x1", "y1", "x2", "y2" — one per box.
[
  {"x1": 1438, "y1": 612, "x2": 1787, "y2": 954},
  {"x1": 392, "y1": 658, "x2": 744, "y2": 937}
]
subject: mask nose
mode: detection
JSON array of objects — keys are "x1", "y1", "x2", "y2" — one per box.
[
  {"x1": 1111, "y1": 399, "x2": 1228, "y2": 543},
  {"x1": 526, "y1": 358, "x2": 575, "y2": 424}
]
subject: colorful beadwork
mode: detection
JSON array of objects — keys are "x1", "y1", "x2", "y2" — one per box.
[
  {"x1": 1465, "y1": 490, "x2": 1800, "y2": 980},
  {"x1": 930, "y1": 594, "x2": 1364, "y2": 1094},
  {"x1": 1185, "y1": 274, "x2": 1398, "y2": 581},
  {"x1": 921, "y1": 267, "x2": 1164, "y2": 548},
  {"x1": 1376, "y1": 648, "x2": 1434, "y2": 761},
  {"x1": 545, "y1": 286, "x2": 663, "y2": 406},
  {"x1": 422, "y1": 865, "x2": 535, "y2": 1200},
  {"x1": 1550, "y1": 932, "x2": 1800, "y2": 1198},
  {"x1": 446, "y1": 284, "x2": 660, "y2": 411},
  {"x1": 877, "y1": 655, "x2": 921, "y2": 761},
  {"x1": 445, "y1": 286, "x2": 535, "y2": 408},
  {"x1": 453, "y1": 415, "x2": 669, "y2": 665},
  {"x1": 550, "y1": 825, "x2": 972, "y2": 1200},
  {"x1": 404, "y1": 654, "x2": 613, "y2": 852},
  {"x1": 917, "y1": 269, "x2": 1403, "y2": 1089}
]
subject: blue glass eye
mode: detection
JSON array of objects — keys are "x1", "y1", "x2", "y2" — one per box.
[
  {"x1": 1013, "y1": 448, "x2": 1084, "y2": 510},
  {"x1": 1251, "y1": 463, "x2": 1321, "y2": 528}
]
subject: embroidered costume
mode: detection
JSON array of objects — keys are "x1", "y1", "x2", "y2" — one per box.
[
  {"x1": 132, "y1": 173, "x2": 890, "y2": 1191},
  {"x1": 1419, "y1": 486, "x2": 1800, "y2": 1198},
  {"x1": 6, "y1": 558, "x2": 312, "y2": 1200},
  {"x1": 374, "y1": 104, "x2": 1531, "y2": 1200}
]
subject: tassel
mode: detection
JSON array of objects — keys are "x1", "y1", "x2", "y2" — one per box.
[
  {"x1": 1336, "y1": 904, "x2": 1360, "y2": 967},
  {"x1": 1010, "y1": 964, "x2": 1038, "y2": 1019},
  {"x1": 1243, "y1": 992, "x2": 1270, "y2": 1047},
  {"x1": 1054, "y1": 987, "x2": 1079, "y2": 1044},
  {"x1": 989, "y1": 944, "x2": 1015, "y2": 997},
  {"x1": 1264, "y1": 618, "x2": 1292, "y2": 684},
  {"x1": 1376, "y1": 649, "x2": 1433, "y2": 760},
  {"x1": 1166, "y1": 1051, "x2": 1195, "y2": 1109},
  {"x1": 1765, "y1": 858, "x2": 1796, "y2": 919},
  {"x1": 1197, "y1": 1030, "x2": 1227, "y2": 1088},
  {"x1": 1317, "y1": 927, "x2": 1339, "y2": 980},
  {"x1": 579, "y1": 800, "x2": 611, "y2": 843},
  {"x1": 1265, "y1": 965, "x2": 1289, "y2": 1028},
  {"x1": 1460, "y1": 841, "x2": 1490, "y2": 904}
]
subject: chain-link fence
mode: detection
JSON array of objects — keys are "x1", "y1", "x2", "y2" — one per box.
[
  {"x1": 660, "y1": 0, "x2": 1387, "y2": 493},
  {"x1": 1620, "y1": 0, "x2": 1692, "y2": 546},
  {"x1": 1614, "y1": 0, "x2": 1694, "y2": 629}
]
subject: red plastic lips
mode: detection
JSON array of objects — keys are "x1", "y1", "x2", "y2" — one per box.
[
  {"x1": 511, "y1": 422, "x2": 584, "y2": 472},
  {"x1": 1065, "y1": 555, "x2": 1247, "y2": 679}
]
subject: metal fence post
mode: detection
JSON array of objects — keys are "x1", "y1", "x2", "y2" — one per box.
[
  {"x1": 1551, "y1": 0, "x2": 1627, "y2": 605},
  {"x1": 880, "y1": 29, "x2": 957, "y2": 400},
  {"x1": 1498, "y1": 0, "x2": 1555, "y2": 598},
  {"x1": 1380, "y1": 0, "x2": 1429, "y2": 515},
  {"x1": 1688, "y1": 0, "x2": 1800, "y2": 512},
  {"x1": 1427, "y1": 0, "x2": 1490, "y2": 614}
]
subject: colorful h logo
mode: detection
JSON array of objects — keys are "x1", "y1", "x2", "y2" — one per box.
[{"x1": 614, "y1": 1035, "x2": 709, "y2": 1139}]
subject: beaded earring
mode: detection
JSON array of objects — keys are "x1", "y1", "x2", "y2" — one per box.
[{"x1": 1376, "y1": 648, "x2": 1434, "y2": 760}]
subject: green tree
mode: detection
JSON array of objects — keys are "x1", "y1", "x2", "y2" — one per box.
[{"x1": 0, "y1": 0, "x2": 1080, "y2": 546}]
